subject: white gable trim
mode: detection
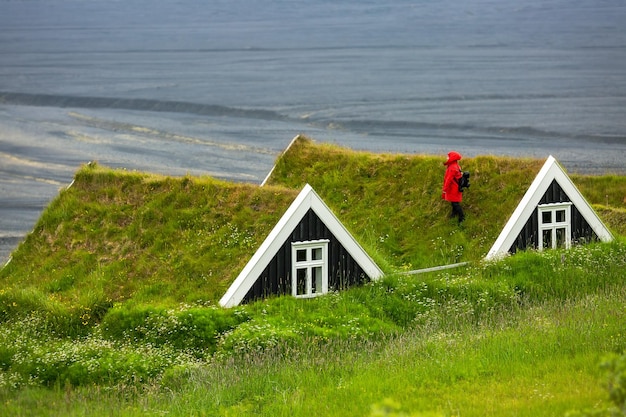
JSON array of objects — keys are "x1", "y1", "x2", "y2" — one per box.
[
  {"x1": 219, "y1": 184, "x2": 384, "y2": 307},
  {"x1": 485, "y1": 155, "x2": 613, "y2": 260}
]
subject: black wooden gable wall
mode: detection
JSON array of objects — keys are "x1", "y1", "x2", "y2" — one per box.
[
  {"x1": 509, "y1": 179, "x2": 598, "y2": 254},
  {"x1": 242, "y1": 209, "x2": 369, "y2": 304}
]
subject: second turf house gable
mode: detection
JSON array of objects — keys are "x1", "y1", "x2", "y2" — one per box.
[
  {"x1": 486, "y1": 155, "x2": 613, "y2": 259},
  {"x1": 219, "y1": 184, "x2": 384, "y2": 307}
]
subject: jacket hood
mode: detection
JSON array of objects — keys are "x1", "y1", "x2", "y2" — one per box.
[{"x1": 444, "y1": 151, "x2": 462, "y2": 165}]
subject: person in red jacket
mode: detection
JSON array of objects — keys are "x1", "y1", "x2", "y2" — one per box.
[{"x1": 442, "y1": 151, "x2": 465, "y2": 223}]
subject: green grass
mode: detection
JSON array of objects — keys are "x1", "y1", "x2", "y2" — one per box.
[
  {"x1": 1, "y1": 241, "x2": 626, "y2": 416},
  {"x1": 1, "y1": 276, "x2": 624, "y2": 416},
  {"x1": 1, "y1": 137, "x2": 626, "y2": 416}
]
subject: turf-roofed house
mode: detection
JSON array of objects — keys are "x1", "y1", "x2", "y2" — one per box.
[
  {"x1": 486, "y1": 155, "x2": 613, "y2": 259},
  {"x1": 219, "y1": 184, "x2": 383, "y2": 307}
]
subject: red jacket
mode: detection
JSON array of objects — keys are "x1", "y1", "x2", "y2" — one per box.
[{"x1": 442, "y1": 151, "x2": 463, "y2": 203}]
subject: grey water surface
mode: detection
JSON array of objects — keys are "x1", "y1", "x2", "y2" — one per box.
[{"x1": 1, "y1": 0, "x2": 626, "y2": 263}]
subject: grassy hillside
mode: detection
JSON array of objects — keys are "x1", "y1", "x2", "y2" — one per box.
[
  {"x1": 266, "y1": 136, "x2": 626, "y2": 267},
  {"x1": 1, "y1": 243, "x2": 625, "y2": 416},
  {"x1": 1, "y1": 137, "x2": 626, "y2": 416}
]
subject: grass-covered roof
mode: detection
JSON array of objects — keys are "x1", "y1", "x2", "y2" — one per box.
[
  {"x1": 1, "y1": 165, "x2": 299, "y2": 307},
  {"x1": 2, "y1": 135, "x2": 625, "y2": 308},
  {"x1": 265, "y1": 136, "x2": 626, "y2": 268}
]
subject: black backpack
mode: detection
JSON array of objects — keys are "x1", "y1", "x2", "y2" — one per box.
[{"x1": 458, "y1": 171, "x2": 470, "y2": 192}]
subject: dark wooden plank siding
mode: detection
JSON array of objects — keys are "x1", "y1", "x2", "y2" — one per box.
[
  {"x1": 571, "y1": 205, "x2": 599, "y2": 244},
  {"x1": 508, "y1": 179, "x2": 599, "y2": 254},
  {"x1": 242, "y1": 209, "x2": 369, "y2": 304},
  {"x1": 509, "y1": 208, "x2": 539, "y2": 254},
  {"x1": 539, "y1": 179, "x2": 569, "y2": 204}
]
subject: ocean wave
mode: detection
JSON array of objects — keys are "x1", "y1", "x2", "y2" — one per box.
[
  {"x1": 2, "y1": 91, "x2": 624, "y2": 145},
  {"x1": 310, "y1": 118, "x2": 626, "y2": 143},
  {"x1": 66, "y1": 112, "x2": 277, "y2": 155},
  {"x1": 0, "y1": 92, "x2": 288, "y2": 122}
]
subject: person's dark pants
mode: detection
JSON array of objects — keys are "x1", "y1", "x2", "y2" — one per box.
[{"x1": 450, "y1": 202, "x2": 465, "y2": 223}]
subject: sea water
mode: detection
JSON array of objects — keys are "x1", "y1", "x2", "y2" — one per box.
[{"x1": 1, "y1": 0, "x2": 626, "y2": 261}]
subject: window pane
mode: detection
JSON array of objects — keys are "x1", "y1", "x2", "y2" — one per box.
[
  {"x1": 542, "y1": 229, "x2": 552, "y2": 249},
  {"x1": 312, "y1": 266, "x2": 323, "y2": 293},
  {"x1": 556, "y1": 228, "x2": 567, "y2": 248},
  {"x1": 296, "y1": 249, "x2": 307, "y2": 262},
  {"x1": 542, "y1": 211, "x2": 552, "y2": 224},
  {"x1": 296, "y1": 268, "x2": 307, "y2": 295},
  {"x1": 312, "y1": 247, "x2": 322, "y2": 261},
  {"x1": 556, "y1": 209, "x2": 566, "y2": 223}
]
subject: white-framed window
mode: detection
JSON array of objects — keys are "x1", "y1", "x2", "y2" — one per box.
[
  {"x1": 291, "y1": 239, "x2": 329, "y2": 298},
  {"x1": 538, "y1": 202, "x2": 572, "y2": 251}
]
